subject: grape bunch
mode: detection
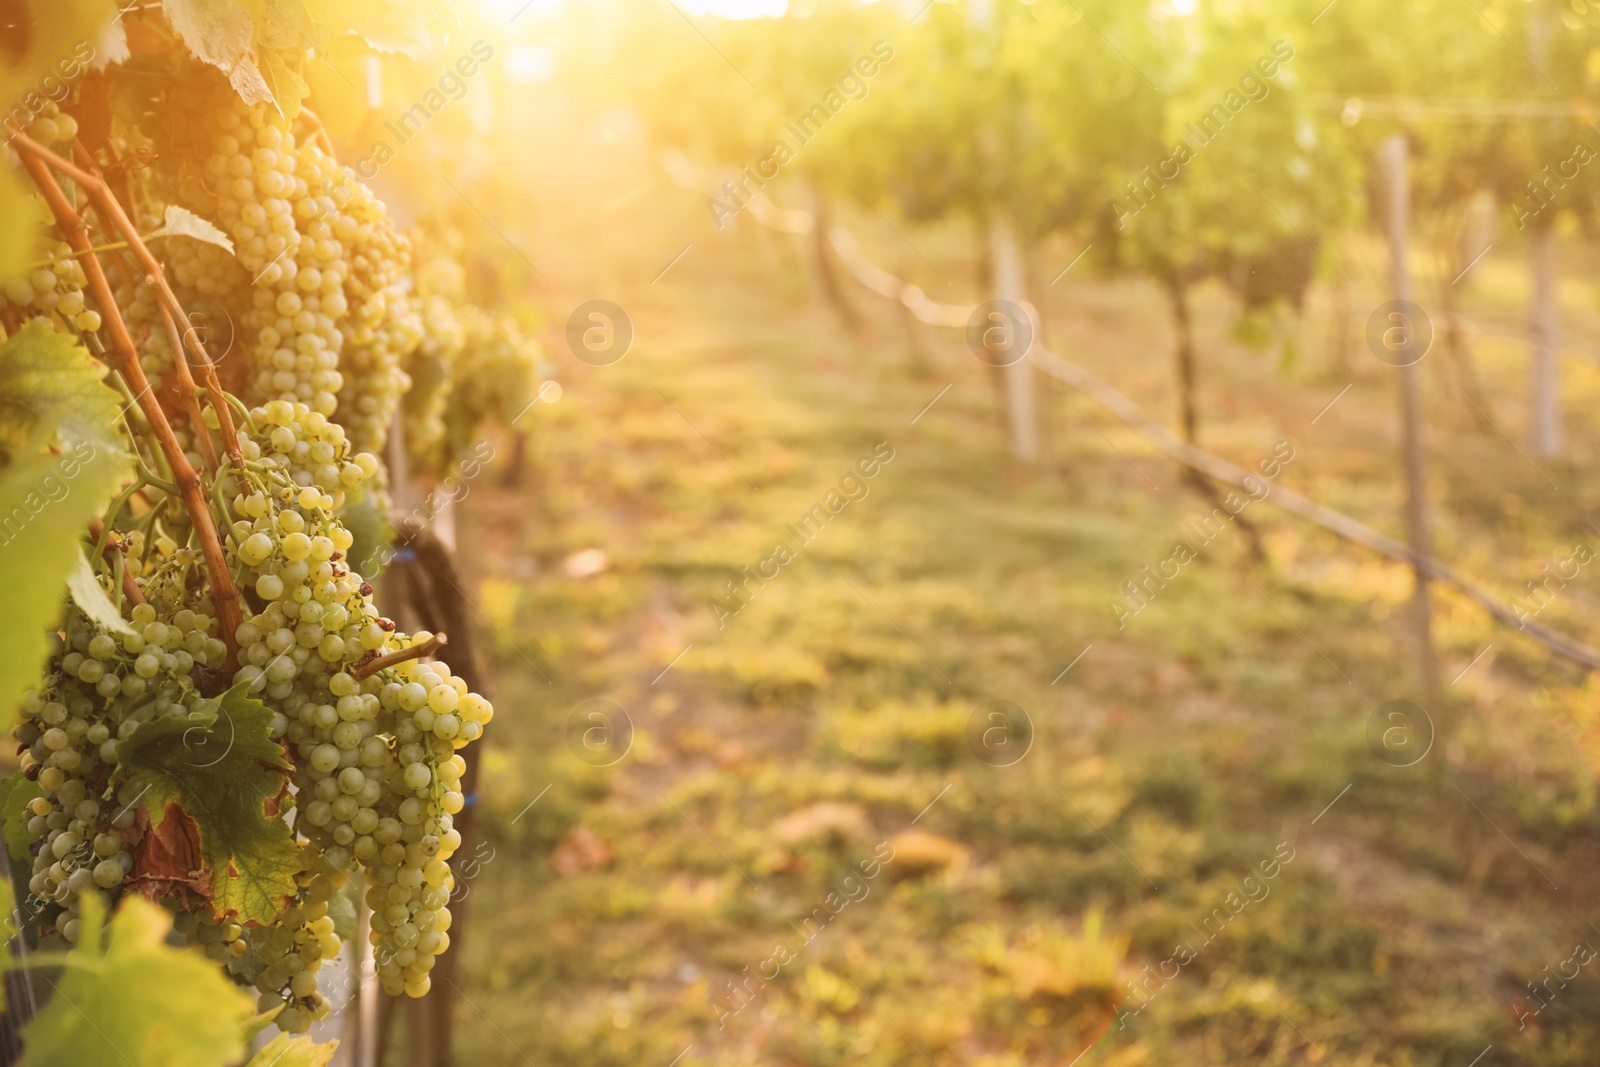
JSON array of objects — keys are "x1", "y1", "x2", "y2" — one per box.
[
  {"x1": 332, "y1": 180, "x2": 423, "y2": 456},
  {"x1": 441, "y1": 307, "x2": 541, "y2": 460},
  {"x1": 1, "y1": 231, "x2": 100, "y2": 337},
  {"x1": 13, "y1": 596, "x2": 230, "y2": 946},
  {"x1": 1, "y1": 39, "x2": 534, "y2": 1043},
  {"x1": 8, "y1": 398, "x2": 495, "y2": 1033},
  {"x1": 222, "y1": 399, "x2": 493, "y2": 1017},
  {"x1": 401, "y1": 252, "x2": 468, "y2": 467}
]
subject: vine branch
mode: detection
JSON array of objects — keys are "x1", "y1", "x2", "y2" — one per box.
[
  {"x1": 10, "y1": 130, "x2": 243, "y2": 661},
  {"x1": 64, "y1": 138, "x2": 245, "y2": 470}
]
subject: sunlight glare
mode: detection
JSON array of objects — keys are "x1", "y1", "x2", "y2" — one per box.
[{"x1": 679, "y1": 0, "x2": 788, "y2": 17}]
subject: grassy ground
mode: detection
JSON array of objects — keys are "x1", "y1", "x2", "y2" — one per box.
[{"x1": 430, "y1": 101, "x2": 1600, "y2": 1067}]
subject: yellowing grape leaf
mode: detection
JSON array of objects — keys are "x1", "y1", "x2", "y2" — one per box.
[
  {"x1": 301, "y1": 0, "x2": 437, "y2": 56},
  {"x1": 65, "y1": 546, "x2": 136, "y2": 637},
  {"x1": 18, "y1": 895, "x2": 254, "y2": 1067},
  {"x1": 0, "y1": 169, "x2": 35, "y2": 286},
  {"x1": 260, "y1": 49, "x2": 310, "y2": 121},
  {"x1": 116, "y1": 682, "x2": 301, "y2": 925},
  {"x1": 145, "y1": 204, "x2": 235, "y2": 253},
  {"x1": 245, "y1": 1033, "x2": 340, "y2": 1067},
  {"x1": 162, "y1": 0, "x2": 274, "y2": 109}
]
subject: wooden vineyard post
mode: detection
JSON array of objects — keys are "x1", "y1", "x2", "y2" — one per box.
[
  {"x1": 1529, "y1": 224, "x2": 1561, "y2": 458},
  {"x1": 807, "y1": 181, "x2": 857, "y2": 330},
  {"x1": 1382, "y1": 134, "x2": 1442, "y2": 712},
  {"x1": 989, "y1": 215, "x2": 1039, "y2": 464},
  {"x1": 1528, "y1": 0, "x2": 1562, "y2": 459},
  {"x1": 968, "y1": 0, "x2": 1037, "y2": 465}
]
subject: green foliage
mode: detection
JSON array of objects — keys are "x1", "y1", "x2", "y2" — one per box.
[
  {"x1": 0, "y1": 0, "x2": 118, "y2": 278},
  {"x1": 63, "y1": 547, "x2": 137, "y2": 638},
  {"x1": 18, "y1": 895, "x2": 256, "y2": 1067},
  {"x1": 115, "y1": 683, "x2": 301, "y2": 925},
  {"x1": 0, "y1": 323, "x2": 132, "y2": 722},
  {"x1": 244, "y1": 1032, "x2": 340, "y2": 1067},
  {"x1": 1308, "y1": 0, "x2": 1600, "y2": 228},
  {"x1": 0, "y1": 175, "x2": 38, "y2": 298},
  {"x1": 0, "y1": 772, "x2": 45, "y2": 867},
  {"x1": 0, "y1": 321, "x2": 128, "y2": 462}
]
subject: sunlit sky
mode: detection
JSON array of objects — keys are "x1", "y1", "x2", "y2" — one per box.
[
  {"x1": 476, "y1": 0, "x2": 1196, "y2": 25},
  {"x1": 477, "y1": 0, "x2": 788, "y2": 18},
  {"x1": 678, "y1": 0, "x2": 788, "y2": 16}
]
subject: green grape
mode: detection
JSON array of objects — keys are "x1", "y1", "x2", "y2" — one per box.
[{"x1": 2, "y1": 232, "x2": 95, "y2": 339}]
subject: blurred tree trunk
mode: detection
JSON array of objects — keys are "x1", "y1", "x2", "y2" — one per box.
[
  {"x1": 1165, "y1": 274, "x2": 1201, "y2": 447},
  {"x1": 1163, "y1": 272, "x2": 1264, "y2": 560},
  {"x1": 1325, "y1": 268, "x2": 1352, "y2": 378}
]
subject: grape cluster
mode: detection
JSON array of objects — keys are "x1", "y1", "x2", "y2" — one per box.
[
  {"x1": 332, "y1": 180, "x2": 423, "y2": 455},
  {"x1": 12, "y1": 598, "x2": 230, "y2": 945},
  {"x1": 17, "y1": 99, "x2": 79, "y2": 148},
  {"x1": 201, "y1": 865, "x2": 346, "y2": 1033},
  {"x1": 401, "y1": 254, "x2": 467, "y2": 465},
  {"x1": 221, "y1": 400, "x2": 492, "y2": 1017},
  {"x1": 362, "y1": 651, "x2": 489, "y2": 996},
  {"x1": 191, "y1": 96, "x2": 348, "y2": 417},
  {"x1": 2, "y1": 234, "x2": 101, "y2": 336},
  {"x1": 438, "y1": 307, "x2": 541, "y2": 459}
]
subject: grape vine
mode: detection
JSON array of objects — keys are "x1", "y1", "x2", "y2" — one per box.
[{"x1": 0, "y1": 6, "x2": 532, "y2": 1061}]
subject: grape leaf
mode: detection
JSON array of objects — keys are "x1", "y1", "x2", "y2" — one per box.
[
  {"x1": 326, "y1": 881, "x2": 357, "y2": 940},
  {"x1": 245, "y1": 1033, "x2": 340, "y2": 1067},
  {"x1": 162, "y1": 0, "x2": 275, "y2": 109},
  {"x1": 65, "y1": 546, "x2": 136, "y2": 637},
  {"x1": 145, "y1": 204, "x2": 235, "y2": 254},
  {"x1": 300, "y1": 0, "x2": 436, "y2": 56},
  {"x1": 0, "y1": 773, "x2": 44, "y2": 867},
  {"x1": 0, "y1": 439, "x2": 129, "y2": 727},
  {"x1": 0, "y1": 169, "x2": 35, "y2": 287},
  {"x1": 0, "y1": 865, "x2": 14, "y2": 940},
  {"x1": 18, "y1": 895, "x2": 255, "y2": 1067},
  {"x1": 116, "y1": 682, "x2": 301, "y2": 925},
  {"x1": 126, "y1": 800, "x2": 209, "y2": 906},
  {"x1": 0, "y1": 320, "x2": 127, "y2": 462},
  {"x1": 0, "y1": 323, "x2": 133, "y2": 722}
]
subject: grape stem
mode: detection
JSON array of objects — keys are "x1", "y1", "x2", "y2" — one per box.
[
  {"x1": 350, "y1": 633, "x2": 449, "y2": 681},
  {"x1": 25, "y1": 240, "x2": 131, "y2": 267},
  {"x1": 134, "y1": 459, "x2": 180, "y2": 497},
  {"x1": 9, "y1": 128, "x2": 244, "y2": 662},
  {"x1": 87, "y1": 518, "x2": 147, "y2": 606},
  {"x1": 298, "y1": 107, "x2": 337, "y2": 157},
  {"x1": 94, "y1": 479, "x2": 146, "y2": 556},
  {"x1": 156, "y1": 303, "x2": 220, "y2": 472}
]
